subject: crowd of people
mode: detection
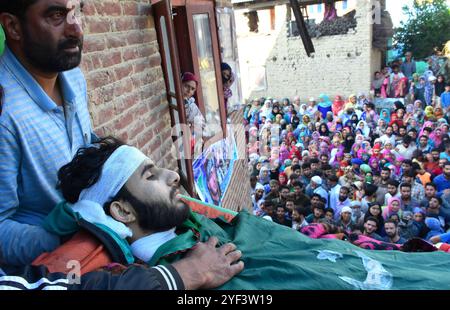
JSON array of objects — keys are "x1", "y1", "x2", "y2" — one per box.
[{"x1": 246, "y1": 52, "x2": 450, "y2": 249}]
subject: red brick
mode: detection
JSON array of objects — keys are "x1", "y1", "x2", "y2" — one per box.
[
  {"x1": 114, "y1": 18, "x2": 134, "y2": 32},
  {"x1": 133, "y1": 59, "x2": 149, "y2": 74},
  {"x1": 113, "y1": 79, "x2": 134, "y2": 98},
  {"x1": 87, "y1": 71, "x2": 113, "y2": 89},
  {"x1": 137, "y1": 46, "x2": 152, "y2": 58},
  {"x1": 83, "y1": 36, "x2": 106, "y2": 53},
  {"x1": 123, "y1": 2, "x2": 139, "y2": 16},
  {"x1": 114, "y1": 112, "x2": 134, "y2": 131},
  {"x1": 106, "y1": 34, "x2": 127, "y2": 49},
  {"x1": 87, "y1": 18, "x2": 111, "y2": 34},
  {"x1": 118, "y1": 131, "x2": 129, "y2": 142},
  {"x1": 137, "y1": 129, "x2": 154, "y2": 149},
  {"x1": 149, "y1": 54, "x2": 161, "y2": 67},
  {"x1": 127, "y1": 31, "x2": 144, "y2": 45},
  {"x1": 123, "y1": 47, "x2": 139, "y2": 62},
  {"x1": 114, "y1": 65, "x2": 133, "y2": 80},
  {"x1": 90, "y1": 55, "x2": 102, "y2": 70},
  {"x1": 96, "y1": 106, "x2": 115, "y2": 126},
  {"x1": 101, "y1": 51, "x2": 122, "y2": 68},
  {"x1": 81, "y1": 2, "x2": 96, "y2": 16},
  {"x1": 135, "y1": 16, "x2": 150, "y2": 29},
  {"x1": 96, "y1": 2, "x2": 122, "y2": 16},
  {"x1": 129, "y1": 123, "x2": 145, "y2": 139}
]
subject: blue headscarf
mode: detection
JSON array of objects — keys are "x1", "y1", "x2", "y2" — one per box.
[
  {"x1": 379, "y1": 108, "x2": 390, "y2": 123},
  {"x1": 318, "y1": 94, "x2": 332, "y2": 108}
]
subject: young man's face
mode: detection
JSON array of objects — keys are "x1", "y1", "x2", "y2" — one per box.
[
  {"x1": 388, "y1": 184, "x2": 398, "y2": 196},
  {"x1": 432, "y1": 152, "x2": 440, "y2": 161},
  {"x1": 276, "y1": 207, "x2": 285, "y2": 218},
  {"x1": 425, "y1": 185, "x2": 436, "y2": 198},
  {"x1": 400, "y1": 186, "x2": 411, "y2": 200},
  {"x1": 429, "y1": 198, "x2": 440, "y2": 209},
  {"x1": 183, "y1": 81, "x2": 197, "y2": 99},
  {"x1": 13, "y1": 0, "x2": 84, "y2": 73},
  {"x1": 325, "y1": 211, "x2": 333, "y2": 222},
  {"x1": 311, "y1": 196, "x2": 320, "y2": 206},
  {"x1": 292, "y1": 210, "x2": 302, "y2": 222},
  {"x1": 302, "y1": 167, "x2": 311, "y2": 177},
  {"x1": 444, "y1": 164, "x2": 450, "y2": 178},
  {"x1": 311, "y1": 163, "x2": 319, "y2": 170},
  {"x1": 121, "y1": 158, "x2": 189, "y2": 231},
  {"x1": 384, "y1": 223, "x2": 397, "y2": 238},
  {"x1": 285, "y1": 201, "x2": 295, "y2": 212},
  {"x1": 339, "y1": 188, "x2": 348, "y2": 202},
  {"x1": 280, "y1": 188, "x2": 290, "y2": 199},
  {"x1": 313, "y1": 207, "x2": 324, "y2": 218},
  {"x1": 381, "y1": 170, "x2": 390, "y2": 181},
  {"x1": 364, "y1": 220, "x2": 377, "y2": 234}
]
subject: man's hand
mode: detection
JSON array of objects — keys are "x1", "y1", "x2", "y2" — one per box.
[{"x1": 172, "y1": 237, "x2": 244, "y2": 290}]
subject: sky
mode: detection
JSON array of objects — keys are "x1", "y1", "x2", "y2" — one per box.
[{"x1": 386, "y1": 0, "x2": 450, "y2": 27}]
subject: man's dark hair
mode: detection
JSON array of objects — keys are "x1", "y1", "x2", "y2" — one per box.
[
  {"x1": 58, "y1": 137, "x2": 125, "y2": 203},
  {"x1": 365, "y1": 216, "x2": 379, "y2": 227},
  {"x1": 0, "y1": 0, "x2": 39, "y2": 18},
  {"x1": 292, "y1": 164, "x2": 301, "y2": 171},
  {"x1": 403, "y1": 171, "x2": 416, "y2": 179},
  {"x1": 301, "y1": 163, "x2": 310, "y2": 170},
  {"x1": 400, "y1": 183, "x2": 412, "y2": 190},
  {"x1": 402, "y1": 159, "x2": 413, "y2": 166},
  {"x1": 324, "y1": 207, "x2": 334, "y2": 215},
  {"x1": 291, "y1": 180, "x2": 302, "y2": 188},
  {"x1": 293, "y1": 205, "x2": 308, "y2": 217},
  {"x1": 311, "y1": 193, "x2": 322, "y2": 200},
  {"x1": 340, "y1": 186, "x2": 349, "y2": 193},
  {"x1": 310, "y1": 158, "x2": 320, "y2": 164},
  {"x1": 322, "y1": 164, "x2": 332, "y2": 170},
  {"x1": 364, "y1": 183, "x2": 378, "y2": 196},
  {"x1": 385, "y1": 219, "x2": 398, "y2": 227},
  {"x1": 424, "y1": 128, "x2": 433, "y2": 134},
  {"x1": 387, "y1": 179, "x2": 400, "y2": 187},
  {"x1": 58, "y1": 137, "x2": 187, "y2": 232},
  {"x1": 402, "y1": 136, "x2": 412, "y2": 145},
  {"x1": 280, "y1": 185, "x2": 290, "y2": 192},
  {"x1": 328, "y1": 174, "x2": 339, "y2": 183},
  {"x1": 430, "y1": 196, "x2": 443, "y2": 205},
  {"x1": 425, "y1": 182, "x2": 437, "y2": 190}
]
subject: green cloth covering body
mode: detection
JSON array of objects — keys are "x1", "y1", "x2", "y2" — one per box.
[
  {"x1": 45, "y1": 203, "x2": 450, "y2": 290},
  {"x1": 151, "y1": 211, "x2": 450, "y2": 290}
]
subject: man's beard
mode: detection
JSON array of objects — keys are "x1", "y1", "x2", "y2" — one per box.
[
  {"x1": 23, "y1": 26, "x2": 83, "y2": 73},
  {"x1": 126, "y1": 188, "x2": 190, "y2": 233},
  {"x1": 339, "y1": 196, "x2": 347, "y2": 202}
]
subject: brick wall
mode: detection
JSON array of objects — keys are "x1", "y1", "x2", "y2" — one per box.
[
  {"x1": 237, "y1": 0, "x2": 378, "y2": 101},
  {"x1": 81, "y1": 0, "x2": 177, "y2": 171}
]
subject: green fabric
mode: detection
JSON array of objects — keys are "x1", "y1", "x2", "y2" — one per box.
[
  {"x1": 95, "y1": 224, "x2": 135, "y2": 265},
  {"x1": 0, "y1": 25, "x2": 4, "y2": 56},
  {"x1": 43, "y1": 201, "x2": 81, "y2": 236},
  {"x1": 150, "y1": 211, "x2": 450, "y2": 290}
]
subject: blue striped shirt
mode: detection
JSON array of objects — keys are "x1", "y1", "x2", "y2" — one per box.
[{"x1": 0, "y1": 47, "x2": 94, "y2": 265}]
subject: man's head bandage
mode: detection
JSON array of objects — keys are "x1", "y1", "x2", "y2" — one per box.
[{"x1": 71, "y1": 145, "x2": 148, "y2": 238}]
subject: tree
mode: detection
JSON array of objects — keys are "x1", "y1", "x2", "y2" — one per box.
[{"x1": 393, "y1": 0, "x2": 450, "y2": 59}]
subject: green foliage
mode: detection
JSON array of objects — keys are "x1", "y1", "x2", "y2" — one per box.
[{"x1": 394, "y1": 0, "x2": 450, "y2": 59}]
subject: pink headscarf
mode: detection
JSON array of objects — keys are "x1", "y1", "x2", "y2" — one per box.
[{"x1": 382, "y1": 197, "x2": 402, "y2": 220}]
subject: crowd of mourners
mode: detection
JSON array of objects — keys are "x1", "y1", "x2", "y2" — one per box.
[{"x1": 245, "y1": 51, "x2": 450, "y2": 251}]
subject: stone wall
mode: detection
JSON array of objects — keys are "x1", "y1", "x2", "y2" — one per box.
[
  {"x1": 81, "y1": 0, "x2": 177, "y2": 171},
  {"x1": 237, "y1": 0, "x2": 379, "y2": 101}
]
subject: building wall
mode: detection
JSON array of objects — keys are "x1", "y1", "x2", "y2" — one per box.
[
  {"x1": 237, "y1": 0, "x2": 376, "y2": 101},
  {"x1": 81, "y1": 0, "x2": 177, "y2": 171}
]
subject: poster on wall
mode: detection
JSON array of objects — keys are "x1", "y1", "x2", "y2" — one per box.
[
  {"x1": 374, "y1": 98, "x2": 404, "y2": 112},
  {"x1": 193, "y1": 128, "x2": 238, "y2": 207}
]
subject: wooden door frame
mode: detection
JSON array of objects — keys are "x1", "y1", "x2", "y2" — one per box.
[{"x1": 152, "y1": 0, "x2": 195, "y2": 195}]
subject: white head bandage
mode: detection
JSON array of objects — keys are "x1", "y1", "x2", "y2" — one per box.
[{"x1": 71, "y1": 145, "x2": 148, "y2": 238}]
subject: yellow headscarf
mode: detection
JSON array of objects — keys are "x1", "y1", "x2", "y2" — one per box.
[{"x1": 425, "y1": 106, "x2": 434, "y2": 118}]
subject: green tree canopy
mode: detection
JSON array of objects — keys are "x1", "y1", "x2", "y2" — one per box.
[{"x1": 394, "y1": 0, "x2": 450, "y2": 59}]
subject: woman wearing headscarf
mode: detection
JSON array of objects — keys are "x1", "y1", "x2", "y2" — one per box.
[
  {"x1": 410, "y1": 76, "x2": 427, "y2": 106},
  {"x1": 425, "y1": 75, "x2": 437, "y2": 106},
  {"x1": 332, "y1": 95, "x2": 346, "y2": 116},
  {"x1": 424, "y1": 106, "x2": 435, "y2": 121},
  {"x1": 258, "y1": 166, "x2": 271, "y2": 185},
  {"x1": 356, "y1": 120, "x2": 371, "y2": 138},
  {"x1": 435, "y1": 74, "x2": 446, "y2": 98},
  {"x1": 319, "y1": 123, "x2": 330, "y2": 137},
  {"x1": 379, "y1": 109, "x2": 390, "y2": 125},
  {"x1": 317, "y1": 94, "x2": 333, "y2": 119},
  {"x1": 382, "y1": 197, "x2": 402, "y2": 221},
  {"x1": 260, "y1": 100, "x2": 273, "y2": 120},
  {"x1": 298, "y1": 104, "x2": 308, "y2": 117}
]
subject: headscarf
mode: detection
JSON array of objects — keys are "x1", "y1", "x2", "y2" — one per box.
[
  {"x1": 424, "y1": 106, "x2": 434, "y2": 119},
  {"x1": 318, "y1": 94, "x2": 332, "y2": 108},
  {"x1": 332, "y1": 95, "x2": 346, "y2": 116},
  {"x1": 379, "y1": 109, "x2": 390, "y2": 124},
  {"x1": 382, "y1": 197, "x2": 402, "y2": 220},
  {"x1": 258, "y1": 166, "x2": 271, "y2": 185},
  {"x1": 356, "y1": 120, "x2": 370, "y2": 137},
  {"x1": 278, "y1": 172, "x2": 288, "y2": 186}
]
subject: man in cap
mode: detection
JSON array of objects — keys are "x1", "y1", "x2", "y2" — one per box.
[{"x1": 309, "y1": 176, "x2": 328, "y2": 205}]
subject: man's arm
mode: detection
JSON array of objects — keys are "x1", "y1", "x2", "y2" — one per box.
[
  {"x1": 0, "y1": 264, "x2": 183, "y2": 290},
  {"x1": 0, "y1": 124, "x2": 60, "y2": 266}
]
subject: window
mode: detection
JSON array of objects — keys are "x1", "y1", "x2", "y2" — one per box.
[
  {"x1": 342, "y1": 0, "x2": 348, "y2": 10},
  {"x1": 309, "y1": 5, "x2": 314, "y2": 14},
  {"x1": 317, "y1": 4, "x2": 322, "y2": 13}
]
